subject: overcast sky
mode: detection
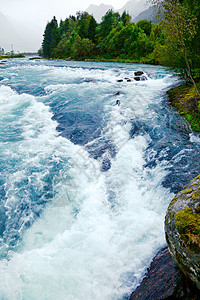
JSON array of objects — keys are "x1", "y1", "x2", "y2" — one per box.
[{"x1": 0, "y1": 0, "x2": 129, "y2": 52}]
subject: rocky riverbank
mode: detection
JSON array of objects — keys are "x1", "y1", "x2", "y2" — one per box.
[{"x1": 165, "y1": 175, "x2": 200, "y2": 291}]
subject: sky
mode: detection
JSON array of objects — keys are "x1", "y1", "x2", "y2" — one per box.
[{"x1": 0, "y1": 0, "x2": 129, "y2": 52}]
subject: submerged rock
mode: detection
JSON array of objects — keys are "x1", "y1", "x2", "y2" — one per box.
[
  {"x1": 113, "y1": 91, "x2": 124, "y2": 96},
  {"x1": 130, "y1": 247, "x2": 200, "y2": 299},
  {"x1": 134, "y1": 71, "x2": 144, "y2": 76},
  {"x1": 165, "y1": 175, "x2": 200, "y2": 290}
]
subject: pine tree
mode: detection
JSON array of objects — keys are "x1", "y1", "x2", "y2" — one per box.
[{"x1": 42, "y1": 16, "x2": 61, "y2": 58}]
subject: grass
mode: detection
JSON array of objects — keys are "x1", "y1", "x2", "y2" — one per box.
[{"x1": 0, "y1": 54, "x2": 25, "y2": 59}]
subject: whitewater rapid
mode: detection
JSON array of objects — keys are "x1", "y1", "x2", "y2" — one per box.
[{"x1": 0, "y1": 58, "x2": 200, "y2": 300}]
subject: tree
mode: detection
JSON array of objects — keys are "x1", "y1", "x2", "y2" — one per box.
[
  {"x1": 137, "y1": 20, "x2": 152, "y2": 36},
  {"x1": 88, "y1": 16, "x2": 97, "y2": 43},
  {"x1": 151, "y1": 0, "x2": 200, "y2": 98},
  {"x1": 100, "y1": 10, "x2": 117, "y2": 39},
  {"x1": 121, "y1": 11, "x2": 131, "y2": 26},
  {"x1": 54, "y1": 37, "x2": 71, "y2": 58},
  {"x1": 71, "y1": 35, "x2": 94, "y2": 60},
  {"x1": 42, "y1": 16, "x2": 61, "y2": 58},
  {"x1": 77, "y1": 12, "x2": 90, "y2": 38}
]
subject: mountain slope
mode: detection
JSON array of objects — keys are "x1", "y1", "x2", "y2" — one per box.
[
  {"x1": 117, "y1": 0, "x2": 150, "y2": 19},
  {"x1": 86, "y1": 4, "x2": 114, "y2": 22},
  {"x1": 133, "y1": 6, "x2": 157, "y2": 23}
]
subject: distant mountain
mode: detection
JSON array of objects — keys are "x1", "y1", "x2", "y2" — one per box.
[
  {"x1": 85, "y1": 1, "x2": 151, "y2": 23},
  {"x1": 133, "y1": 6, "x2": 157, "y2": 23},
  {"x1": 117, "y1": 0, "x2": 150, "y2": 19},
  {"x1": 86, "y1": 4, "x2": 114, "y2": 22}
]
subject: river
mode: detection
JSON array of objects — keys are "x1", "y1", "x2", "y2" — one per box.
[{"x1": 0, "y1": 57, "x2": 200, "y2": 300}]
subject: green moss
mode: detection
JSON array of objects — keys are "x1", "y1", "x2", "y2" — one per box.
[
  {"x1": 179, "y1": 188, "x2": 193, "y2": 196},
  {"x1": 169, "y1": 196, "x2": 178, "y2": 208},
  {"x1": 167, "y1": 82, "x2": 200, "y2": 132},
  {"x1": 175, "y1": 206, "x2": 200, "y2": 251},
  {"x1": 190, "y1": 189, "x2": 200, "y2": 200}
]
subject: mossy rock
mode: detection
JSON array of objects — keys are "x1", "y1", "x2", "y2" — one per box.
[
  {"x1": 165, "y1": 175, "x2": 200, "y2": 289},
  {"x1": 167, "y1": 82, "x2": 200, "y2": 132}
]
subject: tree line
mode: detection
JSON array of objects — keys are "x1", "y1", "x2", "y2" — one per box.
[{"x1": 40, "y1": 10, "x2": 163, "y2": 64}]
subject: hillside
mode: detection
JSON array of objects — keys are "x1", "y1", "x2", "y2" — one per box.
[
  {"x1": 86, "y1": 0, "x2": 151, "y2": 22},
  {"x1": 86, "y1": 4, "x2": 114, "y2": 22},
  {"x1": 117, "y1": 0, "x2": 150, "y2": 19},
  {"x1": 133, "y1": 6, "x2": 157, "y2": 23}
]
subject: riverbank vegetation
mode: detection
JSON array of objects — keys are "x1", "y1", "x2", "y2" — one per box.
[
  {"x1": 0, "y1": 54, "x2": 25, "y2": 59},
  {"x1": 153, "y1": 0, "x2": 200, "y2": 131}
]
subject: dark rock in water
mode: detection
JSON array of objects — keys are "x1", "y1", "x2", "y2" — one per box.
[
  {"x1": 127, "y1": 79, "x2": 132, "y2": 82},
  {"x1": 165, "y1": 175, "x2": 200, "y2": 290},
  {"x1": 115, "y1": 100, "x2": 120, "y2": 106},
  {"x1": 134, "y1": 77, "x2": 141, "y2": 81},
  {"x1": 101, "y1": 157, "x2": 111, "y2": 172},
  {"x1": 117, "y1": 79, "x2": 123, "y2": 82},
  {"x1": 130, "y1": 247, "x2": 200, "y2": 300},
  {"x1": 83, "y1": 78, "x2": 97, "y2": 83},
  {"x1": 134, "y1": 71, "x2": 144, "y2": 76},
  {"x1": 29, "y1": 57, "x2": 41, "y2": 60},
  {"x1": 114, "y1": 91, "x2": 124, "y2": 96}
]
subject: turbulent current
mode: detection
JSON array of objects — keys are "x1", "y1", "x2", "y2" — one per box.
[{"x1": 0, "y1": 58, "x2": 200, "y2": 300}]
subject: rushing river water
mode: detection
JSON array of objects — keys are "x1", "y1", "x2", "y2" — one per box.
[{"x1": 0, "y1": 57, "x2": 200, "y2": 300}]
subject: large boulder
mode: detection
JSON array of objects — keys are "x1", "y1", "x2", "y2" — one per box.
[{"x1": 165, "y1": 175, "x2": 200, "y2": 289}]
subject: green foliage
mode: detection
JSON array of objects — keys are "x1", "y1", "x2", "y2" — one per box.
[
  {"x1": 0, "y1": 54, "x2": 24, "y2": 59},
  {"x1": 41, "y1": 11, "x2": 162, "y2": 63},
  {"x1": 42, "y1": 16, "x2": 61, "y2": 58},
  {"x1": 175, "y1": 206, "x2": 200, "y2": 250},
  {"x1": 55, "y1": 38, "x2": 71, "y2": 58},
  {"x1": 71, "y1": 35, "x2": 94, "y2": 60},
  {"x1": 151, "y1": 0, "x2": 200, "y2": 98},
  {"x1": 137, "y1": 20, "x2": 152, "y2": 36},
  {"x1": 121, "y1": 11, "x2": 131, "y2": 26},
  {"x1": 100, "y1": 10, "x2": 120, "y2": 39}
]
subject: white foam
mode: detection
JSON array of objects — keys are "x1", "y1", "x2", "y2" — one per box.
[
  {"x1": 190, "y1": 132, "x2": 200, "y2": 144},
  {"x1": 0, "y1": 65, "x2": 175, "y2": 300}
]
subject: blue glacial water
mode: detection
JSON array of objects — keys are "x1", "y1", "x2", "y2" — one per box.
[{"x1": 0, "y1": 57, "x2": 200, "y2": 300}]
